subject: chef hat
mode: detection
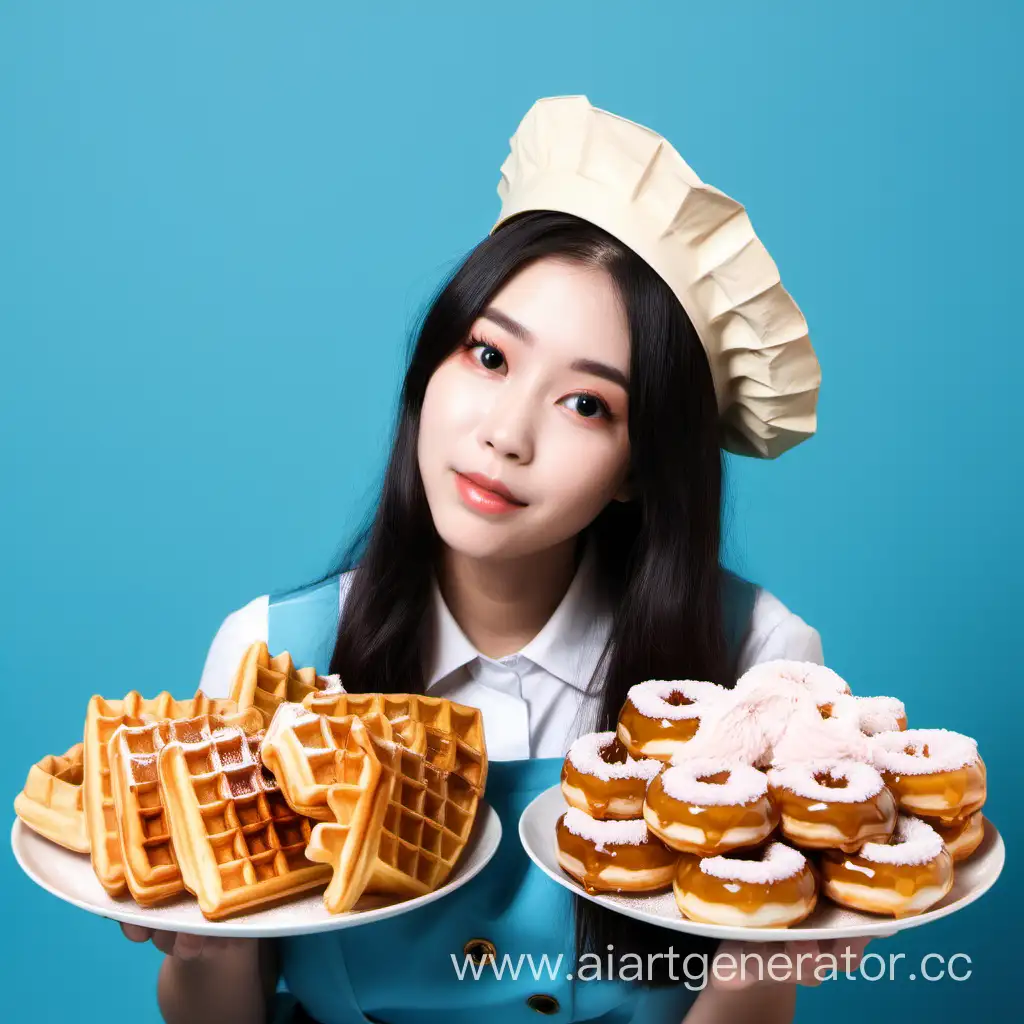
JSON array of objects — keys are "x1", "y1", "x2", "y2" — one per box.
[{"x1": 489, "y1": 95, "x2": 821, "y2": 460}]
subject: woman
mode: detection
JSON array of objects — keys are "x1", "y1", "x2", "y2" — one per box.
[{"x1": 124, "y1": 96, "x2": 872, "y2": 1023}]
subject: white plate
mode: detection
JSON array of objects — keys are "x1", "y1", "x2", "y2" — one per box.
[
  {"x1": 519, "y1": 784, "x2": 1005, "y2": 942},
  {"x1": 12, "y1": 800, "x2": 501, "y2": 937}
]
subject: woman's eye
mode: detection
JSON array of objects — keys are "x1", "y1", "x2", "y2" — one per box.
[
  {"x1": 464, "y1": 339, "x2": 506, "y2": 372},
  {"x1": 562, "y1": 393, "x2": 611, "y2": 420}
]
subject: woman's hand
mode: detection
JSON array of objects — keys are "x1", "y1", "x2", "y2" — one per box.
[
  {"x1": 711, "y1": 935, "x2": 885, "y2": 989},
  {"x1": 120, "y1": 922, "x2": 252, "y2": 962}
]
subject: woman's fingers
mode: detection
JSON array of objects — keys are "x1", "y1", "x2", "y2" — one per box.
[
  {"x1": 172, "y1": 932, "x2": 206, "y2": 961},
  {"x1": 150, "y1": 929, "x2": 179, "y2": 956},
  {"x1": 120, "y1": 923, "x2": 153, "y2": 943}
]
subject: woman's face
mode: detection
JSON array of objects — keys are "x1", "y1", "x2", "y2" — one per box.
[{"x1": 418, "y1": 256, "x2": 632, "y2": 561}]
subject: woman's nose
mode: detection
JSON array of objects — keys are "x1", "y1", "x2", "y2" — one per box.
[{"x1": 476, "y1": 389, "x2": 534, "y2": 463}]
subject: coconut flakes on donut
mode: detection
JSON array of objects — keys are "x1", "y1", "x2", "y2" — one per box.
[
  {"x1": 626, "y1": 679, "x2": 725, "y2": 721},
  {"x1": 831, "y1": 694, "x2": 905, "y2": 736},
  {"x1": 767, "y1": 760, "x2": 885, "y2": 802},
  {"x1": 737, "y1": 660, "x2": 851, "y2": 699},
  {"x1": 562, "y1": 807, "x2": 649, "y2": 849},
  {"x1": 857, "y1": 814, "x2": 945, "y2": 866},
  {"x1": 699, "y1": 841, "x2": 806, "y2": 884},
  {"x1": 769, "y1": 710, "x2": 875, "y2": 768},
  {"x1": 567, "y1": 731, "x2": 662, "y2": 782},
  {"x1": 872, "y1": 728, "x2": 978, "y2": 775},
  {"x1": 660, "y1": 757, "x2": 768, "y2": 806}
]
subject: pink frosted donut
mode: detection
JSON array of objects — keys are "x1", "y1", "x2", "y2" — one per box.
[
  {"x1": 872, "y1": 728, "x2": 986, "y2": 823},
  {"x1": 616, "y1": 679, "x2": 727, "y2": 762},
  {"x1": 736, "y1": 659, "x2": 851, "y2": 704},
  {"x1": 820, "y1": 814, "x2": 954, "y2": 917},
  {"x1": 828, "y1": 694, "x2": 907, "y2": 734}
]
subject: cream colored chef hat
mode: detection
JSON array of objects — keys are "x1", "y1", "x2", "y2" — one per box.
[{"x1": 489, "y1": 95, "x2": 821, "y2": 460}]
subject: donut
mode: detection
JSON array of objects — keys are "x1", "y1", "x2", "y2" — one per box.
[
  {"x1": 932, "y1": 810, "x2": 985, "y2": 863},
  {"x1": 561, "y1": 731, "x2": 663, "y2": 820},
  {"x1": 767, "y1": 760, "x2": 897, "y2": 852},
  {"x1": 643, "y1": 757, "x2": 779, "y2": 856},
  {"x1": 673, "y1": 841, "x2": 818, "y2": 928},
  {"x1": 827, "y1": 694, "x2": 907, "y2": 735},
  {"x1": 616, "y1": 679, "x2": 726, "y2": 761},
  {"x1": 736, "y1": 659, "x2": 851, "y2": 703},
  {"x1": 872, "y1": 728, "x2": 986, "y2": 823},
  {"x1": 820, "y1": 814, "x2": 954, "y2": 917},
  {"x1": 555, "y1": 807, "x2": 678, "y2": 894}
]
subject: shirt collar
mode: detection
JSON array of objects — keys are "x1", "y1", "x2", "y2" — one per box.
[{"x1": 423, "y1": 532, "x2": 610, "y2": 693}]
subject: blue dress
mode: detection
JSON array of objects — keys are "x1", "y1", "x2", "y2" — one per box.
[{"x1": 267, "y1": 570, "x2": 757, "y2": 1024}]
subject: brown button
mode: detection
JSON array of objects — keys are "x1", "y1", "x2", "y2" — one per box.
[
  {"x1": 526, "y1": 994, "x2": 560, "y2": 1015},
  {"x1": 462, "y1": 937, "x2": 497, "y2": 965}
]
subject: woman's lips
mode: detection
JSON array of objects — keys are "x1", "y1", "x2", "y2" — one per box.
[{"x1": 453, "y1": 472, "x2": 528, "y2": 515}]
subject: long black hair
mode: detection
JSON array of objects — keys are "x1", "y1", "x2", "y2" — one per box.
[{"x1": 317, "y1": 210, "x2": 737, "y2": 984}]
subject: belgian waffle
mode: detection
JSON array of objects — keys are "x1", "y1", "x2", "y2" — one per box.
[
  {"x1": 83, "y1": 692, "x2": 238, "y2": 896},
  {"x1": 107, "y1": 709, "x2": 262, "y2": 906},
  {"x1": 14, "y1": 743, "x2": 89, "y2": 852},
  {"x1": 157, "y1": 723, "x2": 330, "y2": 919},
  {"x1": 302, "y1": 691, "x2": 488, "y2": 793},
  {"x1": 262, "y1": 702, "x2": 403, "y2": 820},
  {"x1": 230, "y1": 641, "x2": 332, "y2": 727}
]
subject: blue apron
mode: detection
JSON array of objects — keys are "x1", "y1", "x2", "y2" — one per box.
[{"x1": 268, "y1": 569, "x2": 757, "y2": 1024}]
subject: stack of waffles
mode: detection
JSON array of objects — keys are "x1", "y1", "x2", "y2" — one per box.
[{"x1": 13, "y1": 641, "x2": 488, "y2": 920}]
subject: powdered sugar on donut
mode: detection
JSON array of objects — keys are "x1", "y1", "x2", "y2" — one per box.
[
  {"x1": 700, "y1": 841, "x2": 807, "y2": 883},
  {"x1": 626, "y1": 680, "x2": 726, "y2": 721},
  {"x1": 767, "y1": 760, "x2": 885, "y2": 803},
  {"x1": 858, "y1": 814, "x2": 945, "y2": 865},
  {"x1": 872, "y1": 728, "x2": 978, "y2": 775},
  {"x1": 567, "y1": 732, "x2": 663, "y2": 782},
  {"x1": 660, "y1": 758, "x2": 768, "y2": 806},
  {"x1": 562, "y1": 807, "x2": 649, "y2": 849}
]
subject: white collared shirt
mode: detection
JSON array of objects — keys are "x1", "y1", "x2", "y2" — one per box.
[{"x1": 198, "y1": 540, "x2": 823, "y2": 761}]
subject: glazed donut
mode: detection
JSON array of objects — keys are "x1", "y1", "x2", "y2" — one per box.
[
  {"x1": 644, "y1": 757, "x2": 779, "y2": 856},
  {"x1": 673, "y1": 841, "x2": 817, "y2": 928},
  {"x1": 555, "y1": 807, "x2": 678, "y2": 894},
  {"x1": 767, "y1": 760, "x2": 897, "y2": 852},
  {"x1": 561, "y1": 731, "x2": 663, "y2": 820},
  {"x1": 617, "y1": 680, "x2": 726, "y2": 762},
  {"x1": 736, "y1": 659, "x2": 851, "y2": 703},
  {"x1": 820, "y1": 814, "x2": 954, "y2": 917},
  {"x1": 932, "y1": 810, "x2": 985, "y2": 863},
  {"x1": 872, "y1": 728, "x2": 986, "y2": 823},
  {"x1": 827, "y1": 694, "x2": 907, "y2": 735}
]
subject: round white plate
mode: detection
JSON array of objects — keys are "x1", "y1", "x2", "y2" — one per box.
[
  {"x1": 519, "y1": 784, "x2": 1005, "y2": 942},
  {"x1": 12, "y1": 800, "x2": 501, "y2": 937}
]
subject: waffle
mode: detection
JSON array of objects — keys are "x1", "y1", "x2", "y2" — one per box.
[
  {"x1": 230, "y1": 641, "x2": 333, "y2": 727},
  {"x1": 302, "y1": 691, "x2": 488, "y2": 792},
  {"x1": 14, "y1": 743, "x2": 89, "y2": 852},
  {"x1": 261, "y1": 702, "x2": 425, "y2": 821},
  {"x1": 83, "y1": 691, "x2": 238, "y2": 897},
  {"x1": 157, "y1": 723, "x2": 330, "y2": 919},
  {"x1": 107, "y1": 709, "x2": 263, "y2": 906}
]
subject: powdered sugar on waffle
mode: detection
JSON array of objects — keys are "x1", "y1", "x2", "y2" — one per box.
[
  {"x1": 660, "y1": 758, "x2": 768, "y2": 806},
  {"x1": 562, "y1": 807, "x2": 649, "y2": 850},
  {"x1": 767, "y1": 760, "x2": 885, "y2": 802},
  {"x1": 858, "y1": 814, "x2": 945, "y2": 865},
  {"x1": 700, "y1": 841, "x2": 806, "y2": 883},
  {"x1": 567, "y1": 732, "x2": 663, "y2": 782},
  {"x1": 626, "y1": 680, "x2": 726, "y2": 720},
  {"x1": 872, "y1": 728, "x2": 978, "y2": 775}
]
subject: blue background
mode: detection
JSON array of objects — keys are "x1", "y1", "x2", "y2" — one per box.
[{"x1": 1, "y1": 1, "x2": 1019, "y2": 1020}]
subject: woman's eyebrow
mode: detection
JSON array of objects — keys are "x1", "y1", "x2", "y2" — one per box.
[{"x1": 481, "y1": 306, "x2": 630, "y2": 391}]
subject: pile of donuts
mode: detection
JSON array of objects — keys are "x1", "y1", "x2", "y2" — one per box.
[{"x1": 554, "y1": 659, "x2": 988, "y2": 928}]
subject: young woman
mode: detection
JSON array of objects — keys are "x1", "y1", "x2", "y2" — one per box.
[{"x1": 122, "y1": 97, "x2": 876, "y2": 1023}]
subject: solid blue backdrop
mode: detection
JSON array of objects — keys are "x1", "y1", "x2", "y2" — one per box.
[{"x1": 1, "y1": 2, "x2": 1019, "y2": 1021}]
